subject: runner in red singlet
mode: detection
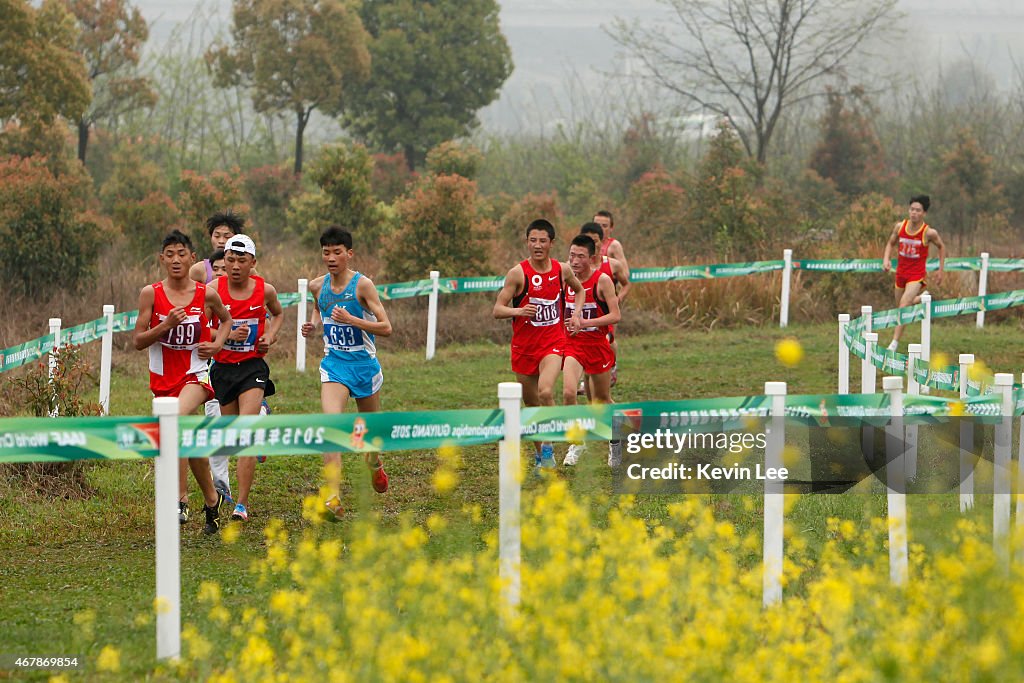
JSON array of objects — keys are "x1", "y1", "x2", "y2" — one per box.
[
  {"x1": 189, "y1": 211, "x2": 243, "y2": 284},
  {"x1": 134, "y1": 230, "x2": 234, "y2": 535},
  {"x1": 561, "y1": 235, "x2": 620, "y2": 467},
  {"x1": 493, "y1": 219, "x2": 586, "y2": 468},
  {"x1": 210, "y1": 234, "x2": 285, "y2": 522},
  {"x1": 881, "y1": 195, "x2": 946, "y2": 350},
  {"x1": 594, "y1": 211, "x2": 628, "y2": 384}
]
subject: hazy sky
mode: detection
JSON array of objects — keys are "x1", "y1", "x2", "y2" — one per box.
[{"x1": 131, "y1": 0, "x2": 1024, "y2": 133}]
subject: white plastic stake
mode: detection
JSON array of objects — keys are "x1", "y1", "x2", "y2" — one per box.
[
  {"x1": 958, "y1": 354, "x2": 975, "y2": 512},
  {"x1": 99, "y1": 305, "x2": 114, "y2": 415},
  {"x1": 920, "y1": 293, "x2": 932, "y2": 392},
  {"x1": 296, "y1": 278, "x2": 308, "y2": 372},
  {"x1": 48, "y1": 318, "x2": 61, "y2": 417},
  {"x1": 153, "y1": 397, "x2": 181, "y2": 660},
  {"x1": 838, "y1": 314, "x2": 850, "y2": 395},
  {"x1": 48, "y1": 317, "x2": 61, "y2": 380},
  {"x1": 862, "y1": 333, "x2": 878, "y2": 395},
  {"x1": 1016, "y1": 372, "x2": 1024, "y2": 564},
  {"x1": 994, "y1": 373, "x2": 1013, "y2": 570},
  {"x1": 862, "y1": 332, "x2": 878, "y2": 461},
  {"x1": 426, "y1": 270, "x2": 440, "y2": 360},
  {"x1": 905, "y1": 344, "x2": 921, "y2": 482},
  {"x1": 861, "y1": 305, "x2": 873, "y2": 334},
  {"x1": 779, "y1": 249, "x2": 792, "y2": 328},
  {"x1": 976, "y1": 252, "x2": 989, "y2": 328},
  {"x1": 883, "y1": 376, "x2": 908, "y2": 586},
  {"x1": 763, "y1": 381, "x2": 786, "y2": 607},
  {"x1": 498, "y1": 382, "x2": 522, "y2": 611}
]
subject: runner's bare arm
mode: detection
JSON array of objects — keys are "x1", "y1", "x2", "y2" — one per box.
[
  {"x1": 133, "y1": 285, "x2": 181, "y2": 350},
  {"x1": 301, "y1": 276, "x2": 325, "y2": 338},
  {"x1": 609, "y1": 241, "x2": 628, "y2": 272},
  {"x1": 589, "y1": 273, "x2": 621, "y2": 328},
  {"x1": 493, "y1": 265, "x2": 534, "y2": 319},
  {"x1": 337, "y1": 276, "x2": 392, "y2": 336},
  {"x1": 200, "y1": 288, "x2": 233, "y2": 359},
  {"x1": 882, "y1": 223, "x2": 900, "y2": 272},
  {"x1": 562, "y1": 261, "x2": 586, "y2": 333},
  {"x1": 188, "y1": 262, "x2": 206, "y2": 283},
  {"x1": 612, "y1": 256, "x2": 631, "y2": 304},
  {"x1": 259, "y1": 283, "x2": 286, "y2": 352},
  {"x1": 928, "y1": 228, "x2": 947, "y2": 283}
]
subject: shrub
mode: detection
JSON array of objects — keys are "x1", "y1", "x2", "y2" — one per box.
[
  {"x1": 176, "y1": 168, "x2": 250, "y2": 250},
  {"x1": 242, "y1": 164, "x2": 301, "y2": 242},
  {"x1": 384, "y1": 174, "x2": 492, "y2": 280},
  {"x1": 101, "y1": 146, "x2": 181, "y2": 258},
  {"x1": 0, "y1": 156, "x2": 107, "y2": 295},
  {"x1": 286, "y1": 143, "x2": 385, "y2": 249},
  {"x1": 425, "y1": 141, "x2": 483, "y2": 180}
]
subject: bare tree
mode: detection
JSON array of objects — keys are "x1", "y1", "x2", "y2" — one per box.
[{"x1": 610, "y1": 0, "x2": 899, "y2": 164}]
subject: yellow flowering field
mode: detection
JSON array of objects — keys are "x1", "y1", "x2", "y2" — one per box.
[{"x1": 113, "y1": 477, "x2": 1024, "y2": 683}]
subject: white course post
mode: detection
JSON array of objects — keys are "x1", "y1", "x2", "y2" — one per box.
[
  {"x1": 976, "y1": 252, "x2": 989, "y2": 329},
  {"x1": 958, "y1": 354, "x2": 975, "y2": 512},
  {"x1": 48, "y1": 317, "x2": 62, "y2": 379},
  {"x1": 1016, "y1": 372, "x2": 1024, "y2": 564},
  {"x1": 906, "y1": 344, "x2": 921, "y2": 483},
  {"x1": 994, "y1": 373, "x2": 1014, "y2": 570},
  {"x1": 498, "y1": 382, "x2": 523, "y2": 612},
  {"x1": 296, "y1": 278, "x2": 308, "y2": 372},
  {"x1": 99, "y1": 305, "x2": 115, "y2": 415},
  {"x1": 838, "y1": 314, "x2": 850, "y2": 395},
  {"x1": 862, "y1": 333, "x2": 878, "y2": 395},
  {"x1": 883, "y1": 376, "x2": 908, "y2": 586},
  {"x1": 861, "y1": 305, "x2": 873, "y2": 334},
  {"x1": 426, "y1": 270, "x2": 440, "y2": 360},
  {"x1": 920, "y1": 293, "x2": 932, "y2": 396},
  {"x1": 779, "y1": 249, "x2": 793, "y2": 328},
  {"x1": 763, "y1": 381, "x2": 787, "y2": 607},
  {"x1": 153, "y1": 397, "x2": 181, "y2": 660},
  {"x1": 862, "y1": 332, "x2": 878, "y2": 461},
  {"x1": 48, "y1": 318, "x2": 61, "y2": 417}
]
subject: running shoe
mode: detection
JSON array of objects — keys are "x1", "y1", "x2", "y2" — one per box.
[
  {"x1": 539, "y1": 443, "x2": 557, "y2": 468},
  {"x1": 563, "y1": 443, "x2": 586, "y2": 466},
  {"x1": 202, "y1": 499, "x2": 221, "y2": 535},
  {"x1": 231, "y1": 503, "x2": 248, "y2": 522},
  {"x1": 577, "y1": 378, "x2": 586, "y2": 396},
  {"x1": 324, "y1": 495, "x2": 344, "y2": 521},
  {"x1": 608, "y1": 440, "x2": 622, "y2": 468},
  {"x1": 372, "y1": 465, "x2": 389, "y2": 493},
  {"x1": 214, "y1": 479, "x2": 233, "y2": 506},
  {"x1": 178, "y1": 501, "x2": 189, "y2": 525}
]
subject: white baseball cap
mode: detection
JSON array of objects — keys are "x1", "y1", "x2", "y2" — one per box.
[{"x1": 225, "y1": 234, "x2": 256, "y2": 257}]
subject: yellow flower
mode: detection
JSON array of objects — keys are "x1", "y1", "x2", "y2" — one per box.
[
  {"x1": 221, "y1": 521, "x2": 241, "y2": 544},
  {"x1": 95, "y1": 645, "x2": 120, "y2": 672},
  {"x1": 197, "y1": 580, "x2": 221, "y2": 605},
  {"x1": 153, "y1": 596, "x2": 171, "y2": 615},
  {"x1": 433, "y1": 468, "x2": 458, "y2": 494}
]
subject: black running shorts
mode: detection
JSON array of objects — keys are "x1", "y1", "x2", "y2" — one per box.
[{"x1": 210, "y1": 357, "x2": 276, "y2": 406}]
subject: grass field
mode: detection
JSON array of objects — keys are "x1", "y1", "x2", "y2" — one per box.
[{"x1": 1, "y1": 317, "x2": 1023, "y2": 680}]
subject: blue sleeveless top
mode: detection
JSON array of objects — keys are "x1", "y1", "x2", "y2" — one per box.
[{"x1": 318, "y1": 272, "x2": 377, "y2": 363}]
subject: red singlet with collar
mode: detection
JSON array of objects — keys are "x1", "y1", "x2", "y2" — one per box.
[
  {"x1": 511, "y1": 259, "x2": 565, "y2": 348},
  {"x1": 215, "y1": 275, "x2": 266, "y2": 364},
  {"x1": 148, "y1": 281, "x2": 211, "y2": 395},
  {"x1": 565, "y1": 268, "x2": 610, "y2": 344},
  {"x1": 896, "y1": 219, "x2": 929, "y2": 283}
]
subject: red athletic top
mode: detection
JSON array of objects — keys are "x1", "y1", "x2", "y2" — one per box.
[
  {"x1": 565, "y1": 268, "x2": 610, "y2": 344},
  {"x1": 600, "y1": 238, "x2": 620, "y2": 258},
  {"x1": 215, "y1": 275, "x2": 266, "y2": 364},
  {"x1": 896, "y1": 219, "x2": 929, "y2": 281},
  {"x1": 148, "y1": 281, "x2": 211, "y2": 394},
  {"x1": 599, "y1": 256, "x2": 615, "y2": 282},
  {"x1": 511, "y1": 259, "x2": 565, "y2": 348}
]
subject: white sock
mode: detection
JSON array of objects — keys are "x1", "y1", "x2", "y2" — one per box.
[{"x1": 887, "y1": 340, "x2": 898, "y2": 352}]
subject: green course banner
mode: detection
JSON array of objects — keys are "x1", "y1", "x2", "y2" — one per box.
[
  {"x1": 871, "y1": 304, "x2": 925, "y2": 329},
  {"x1": 448, "y1": 276, "x2": 506, "y2": 293},
  {"x1": 0, "y1": 416, "x2": 159, "y2": 463},
  {"x1": 987, "y1": 259, "x2": 1024, "y2": 272},
  {"x1": 982, "y1": 289, "x2": 1024, "y2": 311},
  {"x1": 177, "y1": 409, "x2": 504, "y2": 458},
  {"x1": 0, "y1": 336, "x2": 50, "y2": 373},
  {"x1": 931, "y1": 297, "x2": 984, "y2": 318},
  {"x1": 795, "y1": 259, "x2": 888, "y2": 272},
  {"x1": 377, "y1": 279, "x2": 437, "y2": 300},
  {"x1": 631, "y1": 262, "x2": 786, "y2": 282}
]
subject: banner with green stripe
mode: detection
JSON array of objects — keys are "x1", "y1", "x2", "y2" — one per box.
[{"x1": 0, "y1": 416, "x2": 159, "y2": 463}]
